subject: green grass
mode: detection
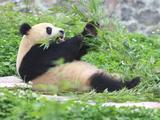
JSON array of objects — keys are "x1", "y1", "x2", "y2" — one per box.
[
  {"x1": 0, "y1": 89, "x2": 160, "y2": 120},
  {"x1": 0, "y1": 1, "x2": 160, "y2": 119}
]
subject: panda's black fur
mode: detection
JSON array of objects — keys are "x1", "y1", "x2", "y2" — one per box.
[
  {"x1": 17, "y1": 22, "x2": 140, "y2": 92},
  {"x1": 19, "y1": 35, "x2": 87, "y2": 82}
]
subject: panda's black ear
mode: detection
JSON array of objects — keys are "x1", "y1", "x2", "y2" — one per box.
[{"x1": 20, "y1": 23, "x2": 31, "y2": 35}]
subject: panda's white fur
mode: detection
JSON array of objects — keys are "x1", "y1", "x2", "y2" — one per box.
[
  {"x1": 17, "y1": 22, "x2": 140, "y2": 93},
  {"x1": 17, "y1": 23, "x2": 98, "y2": 92},
  {"x1": 31, "y1": 61, "x2": 104, "y2": 91},
  {"x1": 16, "y1": 23, "x2": 63, "y2": 71}
]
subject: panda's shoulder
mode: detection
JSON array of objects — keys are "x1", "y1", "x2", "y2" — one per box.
[{"x1": 29, "y1": 44, "x2": 45, "y2": 54}]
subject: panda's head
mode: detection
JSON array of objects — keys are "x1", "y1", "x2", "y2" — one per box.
[{"x1": 20, "y1": 23, "x2": 65, "y2": 43}]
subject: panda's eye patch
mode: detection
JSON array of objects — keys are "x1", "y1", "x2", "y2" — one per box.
[{"x1": 46, "y1": 27, "x2": 52, "y2": 35}]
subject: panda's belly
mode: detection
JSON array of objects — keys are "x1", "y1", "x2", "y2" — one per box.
[{"x1": 31, "y1": 61, "x2": 101, "y2": 92}]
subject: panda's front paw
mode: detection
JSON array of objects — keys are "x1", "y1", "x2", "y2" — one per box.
[{"x1": 81, "y1": 21, "x2": 99, "y2": 37}]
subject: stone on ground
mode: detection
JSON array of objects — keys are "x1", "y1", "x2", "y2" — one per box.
[{"x1": 0, "y1": 76, "x2": 29, "y2": 88}]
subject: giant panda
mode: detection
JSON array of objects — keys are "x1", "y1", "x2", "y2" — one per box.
[{"x1": 16, "y1": 22, "x2": 141, "y2": 93}]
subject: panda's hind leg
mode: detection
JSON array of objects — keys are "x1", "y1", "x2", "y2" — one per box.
[
  {"x1": 90, "y1": 73, "x2": 141, "y2": 92},
  {"x1": 124, "y1": 76, "x2": 141, "y2": 89}
]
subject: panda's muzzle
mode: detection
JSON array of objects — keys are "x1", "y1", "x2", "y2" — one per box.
[
  {"x1": 59, "y1": 30, "x2": 64, "y2": 36},
  {"x1": 55, "y1": 30, "x2": 65, "y2": 43},
  {"x1": 58, "y1": 30, "x2": 65, "y2": 42}
]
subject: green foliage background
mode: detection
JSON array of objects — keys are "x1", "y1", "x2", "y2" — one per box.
[
  {"x1": 0, "y1": 0, "x2": 160, "y2": 119},
  {"x1": 0, "y1": 2, "x2": 160, "y2": 87}
]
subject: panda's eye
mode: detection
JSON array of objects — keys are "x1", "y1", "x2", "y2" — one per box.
[{"x1": 46, "y1": 27, "x2": 52, "y2": 35}]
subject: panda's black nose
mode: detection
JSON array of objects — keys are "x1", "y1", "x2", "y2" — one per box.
[{"x1": 59, "y1": 30, "x2": 64, "y2": 35}]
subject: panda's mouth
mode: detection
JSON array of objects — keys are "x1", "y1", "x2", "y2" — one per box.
[
  {"x1": 55, "y1": 34, "x2": 65, "y2": 43},
  {"x1": 48, "y1": 32, "x2": 65, "y2": 43},
  {"x1": 56, "y1": 36, "x2": 64, "y2": 43}
]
